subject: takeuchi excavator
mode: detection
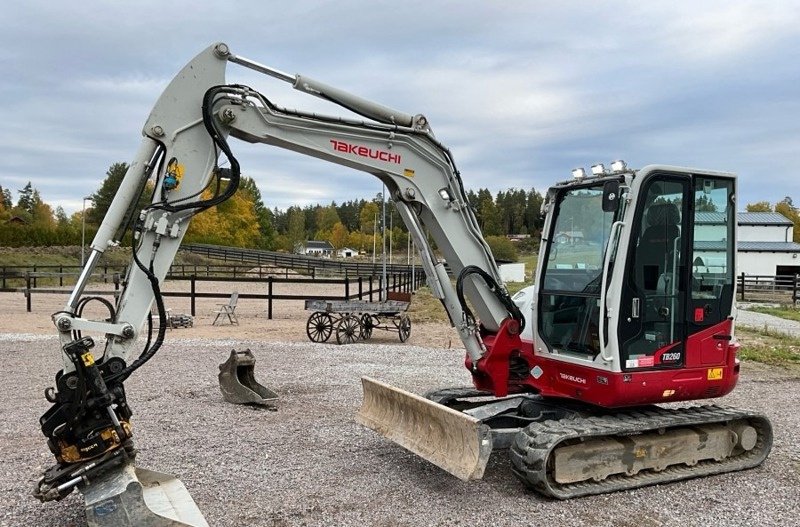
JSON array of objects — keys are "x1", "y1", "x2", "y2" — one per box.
[{"x1": 34, "y1": 43, "x2": 772, "y2": 526}]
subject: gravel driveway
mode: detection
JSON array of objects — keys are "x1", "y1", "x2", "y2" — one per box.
[
  {"x1": 2, "y1": 333, "x2": 798, "y2": 527},
  {"x1": 736, "y1": 305, "x2": 800, "y2": 337}
]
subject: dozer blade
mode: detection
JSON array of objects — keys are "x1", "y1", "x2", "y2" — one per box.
[
  {"x1": 356, "y1": 376, "x2": 493, "y2": 481},
  {"x1": 218, "y1": 349, "x2": 279, "y2": 408},
  {"x1": 82, "y1": 461, "x2": 208, "y2": 527}
]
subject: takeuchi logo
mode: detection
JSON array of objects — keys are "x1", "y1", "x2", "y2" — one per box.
[{"x1": 330, "y1": 139, "x2": 401, "y2": 164}]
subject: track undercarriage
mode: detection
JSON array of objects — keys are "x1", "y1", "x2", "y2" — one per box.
[
  {"x1": 358, "y1": 379, "x2": 773, "y2": 499},
  {"x1": 430, "y1": 387, "x2": 773, "y2": 498}
]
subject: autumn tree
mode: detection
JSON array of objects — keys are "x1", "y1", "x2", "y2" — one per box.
[
  {"x1": 330, "y1": 222, "x2": 349, "y2": 249},
  {"x1": 775, "y1": 197, "x2": 800, "y2": 242},
  {"x1": 746, "y1": 201, "x2": 771, "y2": 212},
  {"x1": 239, "y1": 177, "x2": 277, "y2": 249},
  {"x1": 184, "y1": 184, "x2": 260, "y2": 247}
]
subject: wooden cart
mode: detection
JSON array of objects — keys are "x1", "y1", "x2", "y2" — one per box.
[{"x1": 304, "y1": 292, "x2": 412, "y2": 344}]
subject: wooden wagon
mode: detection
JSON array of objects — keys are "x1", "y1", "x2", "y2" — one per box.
[{"x1": 304, "y1": 292, "x2": 412, "y2": 344}]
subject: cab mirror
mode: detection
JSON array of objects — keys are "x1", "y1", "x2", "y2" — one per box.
[{"x1": 602, "y1": 180, "x2": 620, "y2": 212}]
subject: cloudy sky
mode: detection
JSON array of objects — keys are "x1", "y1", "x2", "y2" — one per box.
[{"x1": 1, "y1": 1, "x2": 799, "y2": 215}]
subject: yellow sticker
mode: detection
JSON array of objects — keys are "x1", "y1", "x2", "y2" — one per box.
[
  {"x1": 403, "y1": 168, "x2": 415, "y2": 178},
  {"x1": 81, "y1": 352, "x2": 95, "y2": 367},
  {"x1": 662, "y1": 389, "x2": 675, "y2": 397},
  {"x1": 707, "y1": 368, "x2": 723, "y2": 380}
]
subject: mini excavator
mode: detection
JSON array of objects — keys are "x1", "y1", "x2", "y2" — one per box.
[{"x1": 34, "y1": 43, "x2": 771, "y2": 526}]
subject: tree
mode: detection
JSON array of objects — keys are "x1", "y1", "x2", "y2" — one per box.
[
  {"x1": 0, "y1": 185, "x2": 12, "y2": 210},
  {"x1": 30, "y1": 190, "x2": 55, "y2": 228},
  {"x1": 330, "y1": 222, "x2": 349, "y2": 249},
  {"x1": 16, "y1": 182, "x2": 34, "y2": 215},
  {"x1": 286, "y1": 206, "x2": 306, "y2": 251},
  {"x1": 486, "y1": 235, "x2": 518, "y2": 262},
  {"x1": 239, "y1": 177, "x2": 277, "y2": 249},
  {"x1": 184, "y1": 185, "x2": 261, "y2": 247},
  {"x1": 316, "y1": 204, "x2": 341, "y2": 233},
  {"x1": 746, "y1": 201, "x2": 771, "y2": 212},
  {"x1": 775, "y1": 198, "x2": 800, "y2": 242}
]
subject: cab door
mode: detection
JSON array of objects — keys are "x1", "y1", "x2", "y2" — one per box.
[
  {"x1": 617, "y1": 173, "x2": 690, "y2": 369},
  {"x1": 617, "y1": 173, "x2": 736, "y2": 371}
]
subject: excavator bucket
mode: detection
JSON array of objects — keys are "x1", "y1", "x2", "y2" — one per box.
[
  {"x1": 82, "y1": 461, "x2": 207, "y2": 527},
  {"x1": 356, "y1": 376, "x2": 493, "y2": 481},
  {"x1": 218, "y1": 349, "x2": 279, "y2": 408}
]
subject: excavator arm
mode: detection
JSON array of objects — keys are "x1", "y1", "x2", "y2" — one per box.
[{"x1": 36, "y1": 43, "x2": 523, "y2": 526}]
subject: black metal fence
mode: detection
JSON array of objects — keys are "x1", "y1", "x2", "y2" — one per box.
[
  {"x1": 15, "y1": 270, "x2": 426, "y2": 318},
  {"x1": 738, "y1": 273, "x2": 800, "y2": 305}
]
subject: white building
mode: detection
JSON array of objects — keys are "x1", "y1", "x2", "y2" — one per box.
[
  {"x1": 736, "y1": 212, "x2": 800, "y2": 276},
  {"x1": 695, "y1": 212, "x2": 800, "y2": 276},
  {"x1": 297, "y1": 240, "x2": 334, "y2": 257},
  {"x1": 337, "y1": 247, "x2": 357, "y2": 258}
]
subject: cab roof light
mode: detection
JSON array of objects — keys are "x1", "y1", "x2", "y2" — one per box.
[
  {"x1": 572, "y1": 167, "x2": 586, "y2": 179},
  {"x1": 591, "y1": 164, "x2": 605, "y2": 176},
  {"x1": 610, "y1": 160, "x2": 627, "y2": 172}
]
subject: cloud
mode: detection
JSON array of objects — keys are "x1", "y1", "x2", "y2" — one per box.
[{"x1": 0, "y1": 1, "x2": 798, "y2": 216}]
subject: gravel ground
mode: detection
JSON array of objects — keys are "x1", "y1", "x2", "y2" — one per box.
[
  {"x1": 736, "y1": 305, "x2": 800, "y2": 337},
  {"x1": 1, "y1": 332, "x2": 799, "y2": 527}
]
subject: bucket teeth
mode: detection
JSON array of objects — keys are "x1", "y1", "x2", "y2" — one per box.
[
  {"x1": 356, "y1": 376, "x2": 493, "y2": 481},
  {"x1": 218, "y1": 349, "x2": 279, "y2": 408}
]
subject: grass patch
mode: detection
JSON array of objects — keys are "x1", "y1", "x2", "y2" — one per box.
[
  {"x1": 407, "y1": 287, "x2": 450, "y2": 324},
  {"x1": 737, "y1": 326, "x2": 800, "y2": 367},
  {"x1": 748, "y1": 305, "x2": 800, "y2": 322}
]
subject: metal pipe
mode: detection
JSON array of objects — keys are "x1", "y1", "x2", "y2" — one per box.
[
  {"x1": 65, "y1": 250, "x2": 102, "y2": 310},
  {"x1": 227, "y1": 54, "x2": 296, "y2": 84}
]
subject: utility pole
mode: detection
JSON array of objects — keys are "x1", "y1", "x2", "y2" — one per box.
[{"x1": 381, "y1": 184, "x2": 387, "y2": 301}]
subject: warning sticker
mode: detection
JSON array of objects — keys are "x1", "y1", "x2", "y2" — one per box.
[{"x1": 707, "y1": 368, "x2": 723, "y2": 380}]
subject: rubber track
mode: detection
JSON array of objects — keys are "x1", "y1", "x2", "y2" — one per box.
[{"x1": 509, "y1": 405, "x2": 773, "y2": 499}]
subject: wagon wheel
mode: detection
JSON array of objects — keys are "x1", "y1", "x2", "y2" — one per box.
[
  {"x1": 306, "y1": 312, "x2": 334, "y2": 343},
  {"x1": 336, "y1": 315, "x2": 362, "y2": 345},
  {"x1": 360, "y1": 314, "x2": 376, "y2": 340},
  {"x1": 398, "y1": 314, "x2": 411, "y2": 342}
]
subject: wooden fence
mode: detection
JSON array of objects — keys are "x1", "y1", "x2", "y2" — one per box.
[
  {"x1": 15, "y1": 270, "x2": 425, "y2": 319},
  {"x1": 738, "y1": 273, "x2": 800, "y2": 305}
]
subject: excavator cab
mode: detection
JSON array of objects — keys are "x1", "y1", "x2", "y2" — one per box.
[{"x1": 532, "y1": 167, "x2": 740, "y2": 407}]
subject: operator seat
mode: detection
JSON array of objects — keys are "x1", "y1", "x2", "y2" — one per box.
[{"x1": 637, "y1": 202, "x2": 680, "y2": 291}]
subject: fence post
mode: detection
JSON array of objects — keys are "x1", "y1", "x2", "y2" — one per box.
[
  {"x1": 345, "y1": 276, "x2": 350, "y2": 300},
  {"x1": 369, "y1": 275, "x2": 374, "y2": 302},
  {"x1": 190, "y1": 275, "x2": 196, "y2": 316},
  {"x1": 26, "y1": 272, "x2": 32, "y2": 312},
  {"x1": 1, "y1": 266, "x2": 4, "y2": 290},
  {"x1": 794, "y1": 274, "x2": 799, "y2": 307},
  {"x1": 104, "y1": 265, "x2": 108, "y2": 284},
  {"x1": 740, "y1": 272, "x2": 745, "y2": 301},
  {"x1": 114, "y1": 273, "x2": 120, "y2": 301},
  {"x1": 33, "y1": 265, "x2": 37, "y2": 289},
  {"x1": 59, "y1": 265, "x2": 63, "y2": 287},
  {"x1": 358, "y1": 276, "x2": 363, "y2": 300},
  {"x1": 267, "y1": 276, "x2": 273, "y2": 320}
]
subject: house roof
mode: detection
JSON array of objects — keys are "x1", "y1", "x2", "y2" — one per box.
[
  {"x1": 737, "y1": 212, "x2": 793, "y2": 226},
  {"x1": 738, "y1": 241, "x2": 800, "y2": 252},
  {"x1": 694, "y1": 212, "x2": 793, "y2": 226},
  {"x1": 305, "y1": 240, "x2": 334, "y2": 250},
  {"x1": 694, "y1": 241, "x2": 800, "y2": 252}
]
